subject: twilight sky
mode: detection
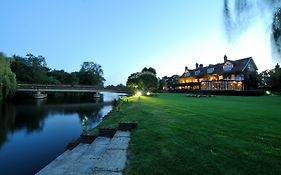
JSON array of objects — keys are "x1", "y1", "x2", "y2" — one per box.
[{"x1": 0, "y1": 0, "x2": 278, "y2": 85}]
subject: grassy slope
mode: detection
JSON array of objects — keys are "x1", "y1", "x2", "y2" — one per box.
[{"x1": 95, "y1": 94, "x2": 281, "y2": 175}]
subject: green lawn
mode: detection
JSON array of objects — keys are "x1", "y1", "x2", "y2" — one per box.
[{"x1": 95, "y1": 93, "x2": 281, "y2": 175}]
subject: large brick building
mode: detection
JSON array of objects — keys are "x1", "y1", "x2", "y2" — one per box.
[{"x1": 178, "y1": 56, "x2": 258, "y2": 91}]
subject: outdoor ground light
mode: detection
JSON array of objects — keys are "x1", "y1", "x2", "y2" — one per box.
[
  {"x1": 265, "y1": 90, "x2": 271, "y2": 95},
  {"x1": 146, "y1": 92, "x2": 151, "y2": 96},
  {"x1": 136, "y1": 91, "x2": 142, "y2": 97}
]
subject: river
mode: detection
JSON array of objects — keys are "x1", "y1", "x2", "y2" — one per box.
[{"x1": 0, "y1": 92, "x2": 124, "y2": 175}]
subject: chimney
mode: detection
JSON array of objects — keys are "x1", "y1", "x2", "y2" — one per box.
[
  {"x1": 195, "y1": 63, "x2": 199, "y2": 69},
  {"x1": 185, "y1": 66, "x2": 188, "y2": 72},
  {"x1": 199, "y1": 64, "x2": 203, "y2": 68},
  {"x1": 224, "y1": 55, "x2": 228, "y2": 62}
]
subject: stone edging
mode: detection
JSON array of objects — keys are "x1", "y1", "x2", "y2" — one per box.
[{"x1": 66, "y1": 122, "x2": 138, "y2": 150}]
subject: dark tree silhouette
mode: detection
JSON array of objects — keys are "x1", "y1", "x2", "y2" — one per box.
[{"x1": 78, "y1": 62, "x2": 105, "y2": 86}]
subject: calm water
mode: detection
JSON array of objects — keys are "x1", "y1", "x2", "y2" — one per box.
[{"x1": 0, "y1": 92, "x2": 124, "y2": 175}]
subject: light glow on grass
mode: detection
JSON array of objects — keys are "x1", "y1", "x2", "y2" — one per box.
[
  {"x1": 265, "y1": 90, "x2": 271, "y2": 95},
  {"x1": 136, "y1": 91, "x2": 142, "y2": 97},
  {"x1": 93, "y1": 94, "x2": 281, "y2": 174},
  {"x1": 146, "y1": 92, "x2": 151, "y2": 96}
]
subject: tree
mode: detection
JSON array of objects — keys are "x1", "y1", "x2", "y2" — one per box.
[
  {"x1": 127, "y1": 67, "x2": 158, "y2": 92},
  {"x1": 142, "y1": 67, "x2": 156, "y2": 75},
  {"x1": 48, "y1": 70, "x2": 79, "y2": 85},
  {"x1": 268, "y1": 63, "x2": 281, "y2": 91},
  {"x1": 10, "y1": 54, "x2": 50, "y2": 84},
  {"x1": 126, "y1": 72, "x2": 142, "y2": 90},
  {"x1": 160, "y1": 75, "x2": 180, "y2": 91},
  {"x1": 26, "y1": 53, "x2": 47, "y2": 67},
  {"x1": 0, "y1": 53, "x2": 16, "y2": 101},
  {"x1": 258, "y1": 70, "x2": 270, "y2": 87},
  {"x1": 10, "y1": 56, "x2": 34, "y2": 83},
  {"x1": 139, "y1": 72, "x2": 158, "y2": 92},
  {"x1": 78, "y1": 62, "x2": 105, "y2": 86},
  {"x1": 9, "y1": 53, "x2": 106, "y2": 86},
  {"x1": 158, "y1": 76, "x2": 167, "y2": 91}
]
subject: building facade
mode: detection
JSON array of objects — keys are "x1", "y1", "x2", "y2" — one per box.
[{"x1": 178, "y1": 56, "x2": 258, "y2": 91}]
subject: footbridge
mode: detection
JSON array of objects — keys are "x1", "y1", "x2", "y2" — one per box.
[{"x1": 16, "y1": 84, "x2": 131, "y2": 94}]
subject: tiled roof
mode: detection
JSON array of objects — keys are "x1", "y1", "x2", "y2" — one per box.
[{"x1": 180, "y1": 57, "x2": 257, "y2": 78}]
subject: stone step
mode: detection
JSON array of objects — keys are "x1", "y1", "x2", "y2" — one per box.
[
  {"x1": 106, "y1": 131, "x2": 131, "y2": 153},
  {"x1": 37, "y1": 131, "x2": 131, "y2": 175},
  {"x1": 64, "y1": 137, "x2": 111, "y2": 175},
  {"x1": 36, "y1": 143, "x2": 90, "y2": 175},
  {"x1": 93, "y1": 131, "x2": 131, "y2": 174}
]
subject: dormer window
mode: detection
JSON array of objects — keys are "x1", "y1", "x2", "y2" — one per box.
[
  {"x1": 195, "y1": 70, "x2": 200, "y2": 76},
  {"x1": 207, "y1": 67, "x2": 214, "y2": 74},
  {"x1": 184, "y1": 72, "x2": 190, "y2": 77},
  {"x1": 223, "y1": 61, "x2": 234, "y2": 72}
]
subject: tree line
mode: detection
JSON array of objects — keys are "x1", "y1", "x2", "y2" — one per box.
[
  {"x1": 259, "y1": 64, "x2": 281, "y2": 91},
  {"x1": 0, "y1": 52, "x2": 105, "y2": 101}
]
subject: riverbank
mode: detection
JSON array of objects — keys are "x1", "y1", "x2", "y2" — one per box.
[
  {"x1": 92, "y1": 93, "x2": 281, "y2": 175},
  {"x1": 0, "y1": 93, "x2": 121, "y2": 175}
]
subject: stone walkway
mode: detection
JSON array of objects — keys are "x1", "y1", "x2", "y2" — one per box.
[{"x1": 36, "y1": 131, "x2": 131, "y2": 175}]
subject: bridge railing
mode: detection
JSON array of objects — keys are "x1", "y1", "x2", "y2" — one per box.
[
  {"x1": 17, "y1": 84, "x2": 103, "y2": 90},
  {"x1": 16, "y1": 84, "x2": 132, "y2": 93}
]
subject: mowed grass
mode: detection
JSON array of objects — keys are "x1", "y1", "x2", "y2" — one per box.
[{"x1": 95, "y1": 93, "x2": 281, "y2": 175}]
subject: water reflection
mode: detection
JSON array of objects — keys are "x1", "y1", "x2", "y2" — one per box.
[
  {"x1": 0, "y1": 101, "x2": 107, "y2": 149},
  {"x1": 0, "y1": 93, "x2": 124, "y2": 175}
]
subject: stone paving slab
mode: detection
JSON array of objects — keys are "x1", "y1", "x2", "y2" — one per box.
[
  {"x1": 114, "y1": 131, "x2": 131, "y2": 137},
  {"x1": 65, "y1": 137, "x2": 111, "y2": 174},
  {"x1": 94, "y1": 149, "x2": 127, "y2": 172},
  {"x1": 94, "y1": 170, "x2": 123, "y2": 175},
  {"x1": 107, "y1": 136, "x2": 130, "y2": 150},
  {"x1": 91, "y1": 137, "x2": 111, "y2": 145},
  {"x1": 36, "y1": 144, "x2": 89, "y2": 175},
  {"x1": 84, "y1": 137, "x2": 111, "y2": 159}
]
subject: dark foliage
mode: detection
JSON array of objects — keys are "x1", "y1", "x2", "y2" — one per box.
[
  {"x1": 127, "y1": 67, "x2": 158, "y2": 92},
  {"x1": 8, "y1": 53, "x2": 105, "y2": 86},
  {"x1": 0, "y1": 53, "x2": 16, "y2": 100}
]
